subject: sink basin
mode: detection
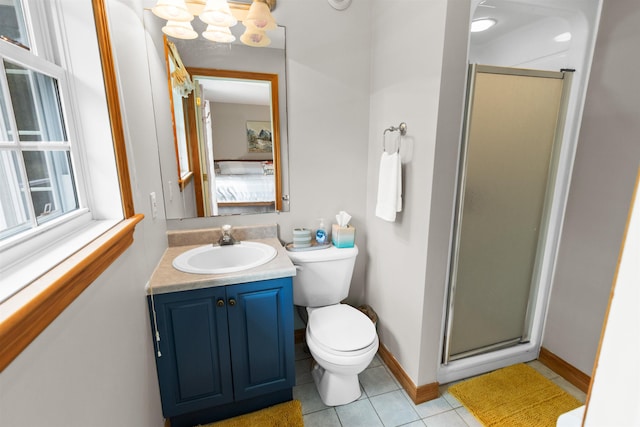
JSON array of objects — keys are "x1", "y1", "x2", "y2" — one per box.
[{"x1": 172, "y1": 241, "x2": 277, "y2": 275}]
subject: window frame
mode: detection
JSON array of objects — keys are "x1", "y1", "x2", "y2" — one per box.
[
  {"x1": 0, "y1": 40, "x2": 88, "y2": 255},
  {"x1": 0, "y1": 0, "x2": 141, "y2": 372}
]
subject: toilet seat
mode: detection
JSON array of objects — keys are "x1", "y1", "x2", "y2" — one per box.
[{"x1": 307, "y1": 304, "x2": 377, "y2": 355}]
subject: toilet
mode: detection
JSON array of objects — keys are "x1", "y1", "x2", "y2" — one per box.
[{"x1": 287, "y1": 245, "x2": 379, "y2": 406}]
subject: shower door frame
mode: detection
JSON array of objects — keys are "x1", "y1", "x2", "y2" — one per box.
[{"x1": 441, "y1": 64, "x2": 573, "y2": 374}]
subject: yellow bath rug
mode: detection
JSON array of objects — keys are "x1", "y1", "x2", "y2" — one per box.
[
  {"x1": 448, "y1": 363, "x2": 582, "y2": 427},
  {"x1": 197, "y1": 400, "x2": 304, "y2": 427}
]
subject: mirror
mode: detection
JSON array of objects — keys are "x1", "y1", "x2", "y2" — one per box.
[{"x1": 143, "y1": 4, "x2": 289, "y2": 218}]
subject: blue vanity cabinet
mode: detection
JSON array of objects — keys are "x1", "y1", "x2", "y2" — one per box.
[{"x1": 148, "y1": 277, "x2": 294, "y2": 424}]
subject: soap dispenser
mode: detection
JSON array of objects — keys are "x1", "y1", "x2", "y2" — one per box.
[{"x1": 315, "y1": 218, "x2": 327, "y2": 245}]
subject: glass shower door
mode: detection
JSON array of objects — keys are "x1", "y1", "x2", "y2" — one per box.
[{"x1": 444, "y1": 65, "x2": 571, "y2": 362}]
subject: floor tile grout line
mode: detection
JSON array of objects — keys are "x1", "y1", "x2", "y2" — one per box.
[{"x1": 366, "y1": 397, "x2": 387, "y2": 427}]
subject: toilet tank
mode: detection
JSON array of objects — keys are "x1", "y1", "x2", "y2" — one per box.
[{"x1": 286, "y1": 245, "x2": 358, "y2": 307}]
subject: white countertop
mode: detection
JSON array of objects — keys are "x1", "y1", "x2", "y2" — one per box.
[{"x1": 147, "y1": 237, "x2": 296, "y2": 295}]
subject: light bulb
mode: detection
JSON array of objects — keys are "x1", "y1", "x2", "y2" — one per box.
[
  {"x1": 152, "y1": 0, "x2": 192, "y2": 22},
  {"x1": 199, "y1": 0, "x2": 237, "y2": 27},
  {"x1": 554, "y1": 32, "x2": 572, "y2": 42},
  {"x1": 243, "y1": 1, "x2": 276, "y2": 31},
  {"x1": 240, "y1": 28, "x2": 271, "y2": 47},
  {"x1": 471, "y1": 18, "x2": 497, "y2": 33},
  {"x1": 162, "y1": 20, "x2": 198, "y2": 39},
  {"x1": 203, "y1": 25, "x2": 236, "y2": 43}
]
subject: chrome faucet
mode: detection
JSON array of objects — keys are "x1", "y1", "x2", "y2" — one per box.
[{"x1": 218, "y1": 224, "x2": 237, "y2": 246}]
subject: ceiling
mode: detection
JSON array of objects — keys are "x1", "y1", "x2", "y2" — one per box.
[
  {"x1": 168, "y1": 0, "x2": 582, "y2": 105},
  {"x1": 470, "y1": 0, "x2": 571, "y2": 46},
  {"x1": 197, "y1": 77, "x2": 271, "y2": 105}
]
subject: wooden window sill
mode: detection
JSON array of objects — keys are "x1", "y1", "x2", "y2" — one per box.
[{"x1": 0, "y1": 214, "x2": 144, "y2": 372}]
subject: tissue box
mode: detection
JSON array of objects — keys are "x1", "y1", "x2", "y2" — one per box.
[{"x1": 332, "y1": 224, "x2": 355, "y2": 248}]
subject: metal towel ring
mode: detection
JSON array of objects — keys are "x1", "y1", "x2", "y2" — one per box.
[{"x1": 382, "y1": 122, "x2": 407, "y2": 152}]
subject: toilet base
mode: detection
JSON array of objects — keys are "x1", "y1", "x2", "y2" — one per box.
[{"x1": 311, "y1": 362, "x2": 361, "y2": 406}]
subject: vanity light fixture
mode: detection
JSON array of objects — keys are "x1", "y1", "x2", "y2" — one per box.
[
  {"x1": 151, "y1": 0, "x2": 278, "y2": 47},
  {"x1": 471, "y1": 18, "x2": 497, "y2": 32}
]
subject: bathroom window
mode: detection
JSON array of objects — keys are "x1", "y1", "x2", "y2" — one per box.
[
  {"x1": 0, "y1": 61, "x2": 80, "y2": 241},
  {"x1": 0, "y1": 1, "x2": 95, "y2": 295},
  {"x1": 0, "y1": 0, "x2": 140, "y2": 371}
]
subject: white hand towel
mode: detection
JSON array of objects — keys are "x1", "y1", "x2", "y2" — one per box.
[{"x1": 375, "y1": 151, "x2": 402, "y2": 222}]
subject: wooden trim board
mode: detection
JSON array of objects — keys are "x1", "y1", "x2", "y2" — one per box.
[
  {"x1": 92, "y1": 0, "x2": 135, "y2": 217},
  {"x1": 539, "y1": 346, "x2": 591, "y2": 393},
  {"x1": 378, "y1": 343, "x2": 439, "y2": 404},
  {"x1": 0, "y1": 215, "x2": 143, "y2": 371}
]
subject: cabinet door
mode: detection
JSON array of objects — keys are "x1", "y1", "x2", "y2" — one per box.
[
  {"x1": 226, "y1": 277, "x2": 295, "y2": 401},
  {"x1": 150, "y1": 287, "x2": 233, "y2": 417}
]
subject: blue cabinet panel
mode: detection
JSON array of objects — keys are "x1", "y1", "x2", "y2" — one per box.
[
  {"x1": 170, "y1": 300, "x2": 225, "y2": 401},
  {"x1": 227, "y1": 278, "x2": 295, "y2": 401},
  {"x1": 245, "y1": 290, "x2": 281, "y2": 383},
  {"x1": 150, "y1": 286, "x2": 233, "y2": 417}
]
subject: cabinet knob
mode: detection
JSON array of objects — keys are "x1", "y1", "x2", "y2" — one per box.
[
  {"x1": 216, "y1": 299, "x2": 225, "y2": 307},
  {"x1": 228, "y1": 298, "x2": 236, "y2": 307}
]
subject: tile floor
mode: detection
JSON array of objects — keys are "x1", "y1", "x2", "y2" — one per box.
[{"x1": 292, "y1": 342, "x2": 587, "y2": 427}]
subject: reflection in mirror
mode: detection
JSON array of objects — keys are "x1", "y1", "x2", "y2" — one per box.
[
  {"x1": 144, "y1": 6, "x2": 289, "y2": 219},
  {"x1": 166, "y1": 41, "x2": 195, "y2": 190},
  {"x1": 180, "y1": 66, "x2": 282, "y2": 216}
]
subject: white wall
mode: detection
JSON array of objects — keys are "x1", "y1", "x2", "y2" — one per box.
[
  {"x1": 584, "y1": 171, "x2": 640, "y2": 426},
  {"x1": 422, "y1": 0, "x2": 473, "y2": 385},
  {"x1": 210, "y1": 102, "x2": 272, "y2": 160},
  {"x1": 0, "y1": 0, "x2": 167, "y2": 426},
  {"x1": 365, "y1": 0, "x2": 458, "y2": 385},
  {"x1": 543, "y1": 0, "x2": 640, "y2": 375}
]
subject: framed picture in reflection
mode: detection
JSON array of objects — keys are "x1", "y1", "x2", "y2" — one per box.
[{"x1": 246, "y1": 120, "x2": 273, "y2": 153}]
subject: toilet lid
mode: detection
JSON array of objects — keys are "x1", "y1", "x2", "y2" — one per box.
[{"x1": 308, "y1": 305, "x2": 376, "y2": 352}]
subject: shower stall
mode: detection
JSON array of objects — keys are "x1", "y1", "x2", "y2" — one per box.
[
  {"x1": 438, "y1": 0, "x2": 602, "y2": 384},
  {"x1": 443, "y1": 64, "x2": 571, "y2": 364}
]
